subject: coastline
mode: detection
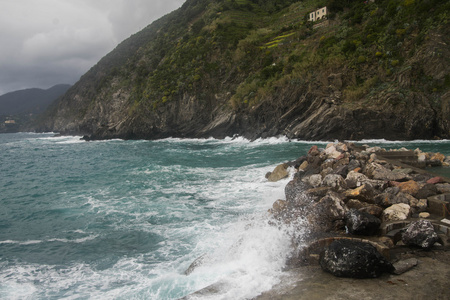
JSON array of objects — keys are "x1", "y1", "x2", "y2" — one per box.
[
  {"x1": 258, "y1": 142, "x2": 450, "y2": 299},
  {"x1": 184, "y1": 141, "x2": 450, "y2": 300}
]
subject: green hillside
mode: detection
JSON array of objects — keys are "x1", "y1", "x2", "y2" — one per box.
[{"x1": 38, "y1": 0, "x2": 450, "y2": 140}]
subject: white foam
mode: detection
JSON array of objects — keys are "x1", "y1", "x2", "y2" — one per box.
[{"x1": 347, "y1": 138, "x2": 450, "y2": 144}]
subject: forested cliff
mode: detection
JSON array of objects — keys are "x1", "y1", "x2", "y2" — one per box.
[{"x1": 36, "y1": 0, "x2": 450, "y2": 140}]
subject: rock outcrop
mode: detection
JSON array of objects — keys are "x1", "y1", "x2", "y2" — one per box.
[
  {"x1": 267, "y1": 142, "x2": 450, "y2": 278},
  {"x1": 319, "y1": 239, "x2": 394, "y2": 278}
]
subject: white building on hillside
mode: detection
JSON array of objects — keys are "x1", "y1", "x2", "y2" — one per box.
[{"x1": 309, "y1": 6, "x2": 327, "y2": 22}]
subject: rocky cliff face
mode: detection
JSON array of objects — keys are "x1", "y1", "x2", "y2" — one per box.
[{"x1": 36, "y1": 0, "x2": 450, "y2": 140}]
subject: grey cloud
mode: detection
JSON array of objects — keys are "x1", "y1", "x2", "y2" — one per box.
[{"x1": 0, "y1": 0, "x2": 184, "y2": 95}]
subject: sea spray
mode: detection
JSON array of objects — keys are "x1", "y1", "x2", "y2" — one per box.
[{"x1": 1, "y1": 133, "x2": 448, "y2": 299}]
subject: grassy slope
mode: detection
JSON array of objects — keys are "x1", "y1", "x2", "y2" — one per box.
[{"x1": 42, "y1": 0, "x2": 449, "y2": 139}]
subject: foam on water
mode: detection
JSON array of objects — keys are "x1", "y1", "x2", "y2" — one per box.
[{"x1": 3, "y1": 134, "x2": 446, "y2": 299}]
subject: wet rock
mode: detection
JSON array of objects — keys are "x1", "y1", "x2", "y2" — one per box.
[
  {"x1": 343, "y1": 184, "x2": 375, "y2": 203},
  {"x1": 382, "y1": 203, "x2": 411, "y2": 222},
  {"x1": 310, "y1": 191, "x2": 347, "y2": 232},
  {"x1": 322, "y1": 174, "x2": 347, "y2": 191},
  {"x1": 393, "y1": 258, "x2": 418, "y2": 275},
  {"x1": 302, "y1": 174, "x2": 323, "y2": 188},
  {"x1": 267, "y1": 163, "x2": 289, "y2": 182},
  {"x1": 401, "y1": 220, "x2": 439, "y2": 249},
  {"x1": 305, "y1": 187, "x2": 332, "y2": 200},
  {"x1": 359, "y1": 205, "x2": 384, "y2": 218},
  {"x1": 345, "y1": 171, "x2": 369, "y2": 188},
  {"x1": 185, "y1": 254, "x2": 208, "y2": 275},
  {"x1": 347, "y1": 159, "x2": 361, "y2": 172},
  {"x1": 288, "y1": 155, "x2": 307, "y2": 169},
  {"x1": 298, "y1": 160, "x2": 308, "y2": 171},
  {"x1": 345, "y1": 209, "x2": 381, "y2": 236},
  {"x1": 285, "y1": 178, "x2": 307, "y2": 204},
  {"x1": 366, "y1": 163, "x2": 408, "y2": 181},
  {"x1": 269, "y1": 199, "x2": 288, "y2": 217},
  {"x1": 319, "y1": 239, "x2": 394, "y2": 278},
  {"x1": 332, "y1": 165, "x2": 349, "y2": 178}
]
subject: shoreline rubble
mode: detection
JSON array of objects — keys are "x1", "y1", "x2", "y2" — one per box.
[
  {"x1": 268, "y1": 142, "x2": 450, "y2": 271},
  {"x1": 183, "y1": 142, "x2": 450, "y2": 299}
]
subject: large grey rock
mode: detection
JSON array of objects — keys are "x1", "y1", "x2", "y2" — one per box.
[
  {"x1": 345, "y1": 209, "x2": 381, "y2": 236},
  {"x1": 309, "y1": 191, "x2": 347, "y2": 232},
  {"x1": 319, "y1": 239, "x2": 394, "y2": 278},
  {"x1": 322, "y1": 174, "x2": 347, "y2": 191},
  {"x1": 345, "y1": 171, "x2": 369, "y2": 188},
  {"x1": 402, "y1": 220, "x2": 439, "y2": 249},
  {"x1": 302, "y1": 174, "x2": 323, "y2": 188},
  {"x1": 365, "y1": 163, "x2": 407, "y2": 181}
]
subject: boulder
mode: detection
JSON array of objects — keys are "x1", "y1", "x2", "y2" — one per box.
[
  {"x1": 322, "y1": 174, "x2": 347, "y2": 191},
  {"x1": 416, "y1": 183, "x2": 438, "y2": 199},
  {"x1": 319, "y1": 239, "x2": 394, "y2": 278},
  {"x1": 269, "y1": 199, "x2": 288, "y2": 218},
  {"x1": 305, "y1": 187, "x2": 331, "y2": 199},
  {"x1": 332, "y1": 164, "x2": 349, "y2": 178},
  {"x1": 375, "y1": 192, "x2": 411, "y2": 207},
  {"x1": 365, "y1": 162, "x2": 407, "y2": 181},
  {"x1": 325, "y1": 145, "x2": 341, "y2": 159},
  {"x1": 343, "y1": 184, "x2": 375, "y2": 203},
  {"x1": 301, "y1": 174, "x2": 323, "y2": 188},
  {"x1": 345, "y1": 200, "x2": 384, "y2": 217},
  {"x1": 345, "y1": 209, "x2": 381, "y2": 236},
  {"x1": 267, "y1": 163, "x2": 289, "y2": 182},
  {"x1": 298, "y1": 160, "x2": 308, "y2": 171},
  {"x1": 335, "y1": 142, "x2": 348, "y2": 152},
  {"x1": 401, "y1": 220, "x2": 439, "y2": 249},
  {"x1": 397, "y1": 180, "x2": 420, "y2": 196},
  {"x1": 345, "y1": 171, "x2": 369, "y2": 188},
  {"x1": 359, "y1": 205, "x2": 384, "y2": 218},
  {"x1": 347, "y1": 159, "x2": 361, "y2": 172},
  {"x1": 382, "y1": 203, "x2": 411, "y2": 222},
  {"x1": 409, "y1": 198, "x2": 427, "y2": 213},
  {"x1": 285, "y1": 178, "x2": 308, "y2": 205},
  {"x1": 310, "y1": 191, "x2": 347, "y2": 232}
]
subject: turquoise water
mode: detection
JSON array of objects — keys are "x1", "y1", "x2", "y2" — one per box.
[{"x1": 0, "y1": 133, "x2": 448, "y2": 299}]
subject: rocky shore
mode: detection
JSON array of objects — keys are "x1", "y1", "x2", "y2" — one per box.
[
  {"x1": 259, "y1": 142, "x2": 450, "y2": 299},
  {"x1": 183, "y1": 142, "x2": 450, "y2": 299}
]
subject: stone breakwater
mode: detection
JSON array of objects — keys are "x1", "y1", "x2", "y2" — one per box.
[{"x1": 266, "y1": 142, "x2": 450, "y2": 278}]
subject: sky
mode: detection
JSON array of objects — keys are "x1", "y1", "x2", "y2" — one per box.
[{"x1": 0, "y1": 0, "x2": 185, "y2": 96}]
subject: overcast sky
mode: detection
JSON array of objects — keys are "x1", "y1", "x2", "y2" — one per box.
[{"x1": 0, "y1": 0, "x2": 185, "y2": 96}]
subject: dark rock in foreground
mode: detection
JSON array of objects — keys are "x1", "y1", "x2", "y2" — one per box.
[
  {"x1": 401, "y1": 220, "x2": 440, "y2": 249},
  {"x1": 345, "y1": 209, "x2": 381, "y2": 236},
  {"x1": 319, "y1": 239, "x2": 394, "y2": 278}
]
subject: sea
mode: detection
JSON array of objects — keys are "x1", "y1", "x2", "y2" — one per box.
[{"x1": 0, "y1": 132, "x2": 449, "y2": 300}]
